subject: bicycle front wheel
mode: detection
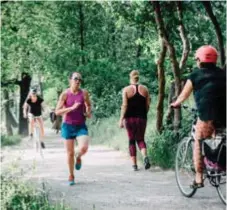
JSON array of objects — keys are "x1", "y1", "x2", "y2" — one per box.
[
  {"x1": 216, "y1": 172, "x2": 226, "y2": 205},
  {"x1": 175, "y1": 137, "x2": 197, "y2": 197}
]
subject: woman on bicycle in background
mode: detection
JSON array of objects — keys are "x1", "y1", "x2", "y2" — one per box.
[
  {"x1": 171, "y1": 45, "x2": 226, "y2": 188},
  {"x1": 23, "y1": 88, "x2": 45, "y2": 148}
]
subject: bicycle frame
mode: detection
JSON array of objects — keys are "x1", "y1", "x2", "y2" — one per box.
[{"x1": 28, "y1": 114, "x2": 43, "y2": 158}]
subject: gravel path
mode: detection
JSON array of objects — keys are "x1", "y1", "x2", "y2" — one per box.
[{"x1": 1, "y1": 130, "x2": 225, "y2": 210}]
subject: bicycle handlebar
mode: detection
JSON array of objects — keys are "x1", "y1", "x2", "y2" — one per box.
[
  {"x1": 182, "y1": 105, "x2": 197, "y2": 113},
  {"x1": 171, "y1": 104, "x2": 197, "y2": 112}
]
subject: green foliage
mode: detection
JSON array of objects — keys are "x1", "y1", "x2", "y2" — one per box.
[
  {"x1": 147, "y1": 106, "x2": 194, "y2": 168},
  {"x1": 43, "y1": 87, "x2": 59, "y2": 108},
  {"x1": 1, "y1": 174, "x2": 70, "y2": 210},
  {"x1": 1, "y1": 1, "x2": 226, "y2": 165},
  {"x1": 147, "y1": 130, "x2": 179, "y2": 168},
  {"x1": 89, "y1": 114, "x2": 128, "y2": 152},
  {"x1": 1, "y1": 135, "x2": 21, "y2": 147}
]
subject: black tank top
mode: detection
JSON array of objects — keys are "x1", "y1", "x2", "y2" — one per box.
[{"x1": 124, "y1": 85, "x2": 147, "y2": 119}]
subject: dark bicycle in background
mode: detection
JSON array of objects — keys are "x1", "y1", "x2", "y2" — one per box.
[{"x1": 175, "y1": 105, "x2": 226, "y2": 204}]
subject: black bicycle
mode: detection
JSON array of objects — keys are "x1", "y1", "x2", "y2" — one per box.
[{"x1": 175, "y1": 105, "x2": 226, "y2": 204}]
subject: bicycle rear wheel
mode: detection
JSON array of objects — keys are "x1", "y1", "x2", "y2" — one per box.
[
  {"x1": 216, "y1": 172, "x2": 226, "y2": 205},
  {"x1": 175, "y1": 137, "x2": 197, "y2": 197}
]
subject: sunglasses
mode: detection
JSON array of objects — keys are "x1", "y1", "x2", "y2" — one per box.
[{"x1": 72, "y1": 77, "x2": 82, "y2": 82}]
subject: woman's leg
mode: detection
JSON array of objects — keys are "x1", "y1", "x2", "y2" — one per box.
[
  {"x1": 65, "y1": 139, "x2": 75, "y2": 178},
  {"x1": 29, "y1": 118, "x2": 35, "y2": 136},
  {"x1": 129, "y1": 139, "x2": 137, "y2": 166},
  {"x1": 76, "y1": 135, "x2": 90, "y2": 158},
  {"x1": 135, "y1": 118, "x2": 150, "y2": 169},
  {"x1": 74, "y1": 135, "x2": 90, "y2": 170},
  {"x1": 193, "y1": 138, "x2": 203, "y2": 184},
  {"x1": 193, "y1": 119, "x2": 214, "y2": 184},
  {"x1": 37, "y1": 117, "x2": 45, "y2": 139},
  {"x1": 125, "y1": 118, "x2": 137, "y2": 167},
  {"x1": 135, "y1": 119, "x2": 147, "y2": 158}
]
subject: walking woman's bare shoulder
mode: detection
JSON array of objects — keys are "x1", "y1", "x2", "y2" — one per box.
[
  {"x1": 139, "y1": 85, "x2": 149, "y2": 96},
  {"x1": 140, "y1": 84, "x2": 148, "y2": 90},
  {"x1": 123, "y1": 85, "x2": 132, "y2": 92}
]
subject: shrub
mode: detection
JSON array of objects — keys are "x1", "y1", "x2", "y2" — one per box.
[
  {"x1": 1, "y1": 135, "x2": 21, "y2": 147},
  {"x1": 1, "y1": 174, "x2": 70, "y2": 210}
]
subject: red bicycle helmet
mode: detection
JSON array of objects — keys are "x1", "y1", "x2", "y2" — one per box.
[{"x1": 195, "y1": 45, "x2": 218, "y2": 63}]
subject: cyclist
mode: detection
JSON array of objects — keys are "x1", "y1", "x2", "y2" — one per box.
[
  {"x1": 23, "y1": 88, "x2": 45, "y2": 149},
  {"x1": 119, "y1": 70, "x2": 151, "y2": 171},
  {"x1": 171, "y1": 45, "x2": 226, "y2": 188},
  {"x1": 55, "y1": 72, "x2": 91, "y2": 185}
]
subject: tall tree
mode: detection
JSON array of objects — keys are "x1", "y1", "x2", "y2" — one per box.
[
  {"x1": 152, "y1": 1, "x2": 181, "y2": 131},
  {"x1": 202, "y1": 1, "x2": 225, "y2": 67},
  {"x1": 176, "y1": 1, "x2": 190, "y2": 71},
  {"x1": 156, "y1": 40, "x2": 167, "y2": 132}
]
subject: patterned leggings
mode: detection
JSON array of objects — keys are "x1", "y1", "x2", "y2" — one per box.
[
  {"x1": 194, "y1": 118, "x2": 215, "y2": 173},
  {"x1": 125, "y1": 117, "x2": 147, "y2": 157}
]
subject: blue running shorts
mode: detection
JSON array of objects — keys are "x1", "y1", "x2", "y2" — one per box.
[{"x1": 61, "y1": 123, "x2": 88, "y2": 140}]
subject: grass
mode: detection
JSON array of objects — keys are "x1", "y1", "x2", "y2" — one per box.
[
  {"x1": 1, "y1": 135, "x2": 22, "y2": 147},
  {"x1": 1, "y1": 173, "x2": 71, "y2": 210}
]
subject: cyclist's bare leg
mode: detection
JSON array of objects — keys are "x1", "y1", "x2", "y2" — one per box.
[
  {"x1": 76, "y1": 135, "x2": 89, "y2": 158},
  {"x1": 37, "y1": 117, "x2": 45, "y2": 139},
  {"x1": 194, "y1": 119, "x2": 215, "y2": 184},
  {"x1": 65, "y1": 139, "x2": 75, "y2": 177},
  {"x1": 193, "y1": 139, "x2": 203, "y2": 183},
  {"x1": 30, "y1": 118, "x2": 35, "y2": 136}
]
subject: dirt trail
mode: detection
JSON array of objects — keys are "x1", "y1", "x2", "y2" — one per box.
[{"x1": 1, "y1": 129, "x2": 225, "y2": 210}]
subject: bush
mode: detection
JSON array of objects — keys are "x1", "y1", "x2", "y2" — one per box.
[
  {"x1": 1, "y1": 135, "x2": 21, "y2": 147},
  {"x1": 147, "y1": 108, "x2": 193, "y2": 168},
  {"x1": 1, "y1": 174, "x2": 70, "y2": 210}
]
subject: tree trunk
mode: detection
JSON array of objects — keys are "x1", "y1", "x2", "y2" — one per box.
[
  {"x1": 19, "y1": 73, "x2": 31, "y2": 135},
  {"x1": 3, "y1": 89, "x2": 13, "y2": 135},
  {"x1": 152, "y1": 1, "x2": 182, "y2": 131},
  {"x1": 202, "y1": 1, "x2": 225, "y2": 68},
  {"x1": 176, "y1": 1, "x2": 190, "y2": 71},
  {"x1": 79, "y1": 2, "x2": 85, "y2": 65},
  {"x1": 166, "y1": 82, "x2": 175, "y2": 126},
  {"x1": 156, "y1": 40, "x2": 167, "y2": 133},
  {"x1": 166, "y1": 80, "x2": 186, "y2": 127}
]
